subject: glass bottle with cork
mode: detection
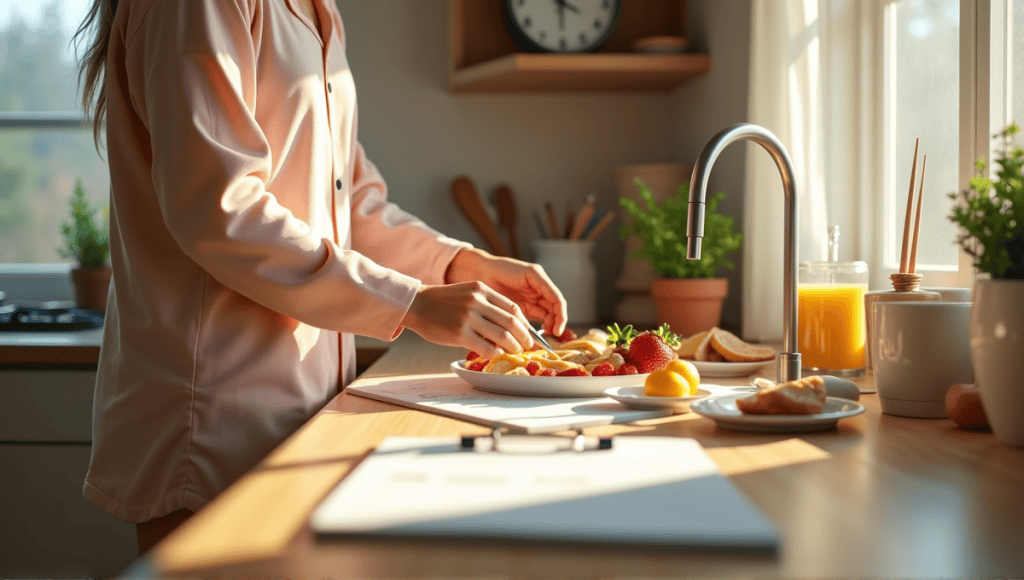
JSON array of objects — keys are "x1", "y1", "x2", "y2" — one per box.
[{"x1": 798, "y1": 226, "x2": 870, "y2": 378}]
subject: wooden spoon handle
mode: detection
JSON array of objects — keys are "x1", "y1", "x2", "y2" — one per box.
[
  {"x1": 494, "y1": 185, "x2": 520, "y2": 260},
  {"x1": 451, "y1": 176, "x2": 508, "y2": 256}
]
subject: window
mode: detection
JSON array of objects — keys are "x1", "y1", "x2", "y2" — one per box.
[
  {"x1": 0, "y1": 0, "x2": 109, "y2": 264},
  {"x1": 882, "y1": 0, "x2": 961, "y2": 284},
  {"x1": 872, "y1": 0, "x2": 1021, "y2": 289}
]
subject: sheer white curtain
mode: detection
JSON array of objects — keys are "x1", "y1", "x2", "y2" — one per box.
[{"x1": 743, "y1": 0, "x2": 882, "y2": 341}]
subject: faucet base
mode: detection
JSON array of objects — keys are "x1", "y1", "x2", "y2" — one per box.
[{"x1": 778, "y1": 352, "x2": 802, "y2": 384}]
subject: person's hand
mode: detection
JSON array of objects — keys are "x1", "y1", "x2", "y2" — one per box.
[
  {"x1": 400, "y1": 281, "x2": 535, "y2": 357},
  {"x1": 444, "y1": 248, "x2": 567, "y2": 338}
]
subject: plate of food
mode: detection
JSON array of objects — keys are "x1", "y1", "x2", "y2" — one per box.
[
  {"x1": 603, "y1": 385, "x2": 710, "y2": 414},
  {"x1": 677, "y1": 327, "x2": 776, "y2": 377},
  {"x1": 451, "y1": 324, "x2": 686, "y2": 398},
  {"x1": 689, "y1": 375, "x2": 865, "y2": 432}
]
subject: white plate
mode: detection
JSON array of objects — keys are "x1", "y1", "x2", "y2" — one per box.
[
  {"x1": 689, "y1": 394, "x2": 865, "y2": 432},
  {"x1": 451, "y1": 360, "x2": 647, "y2": 398},
  {"x1": 603, "y1": 386, "x2": 710, "y2": 414},
  {"x1": 691, "y1": 359, "x2": 774, "y2": 378}
]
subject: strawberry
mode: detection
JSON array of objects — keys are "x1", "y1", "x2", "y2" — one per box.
[
  {"x1": 557, "y1": 368, "x2": 589, "y2": 377},
  {"x1": 466, "y1": 351, "x2": 480, "y2": 361},
  {"x1": 625, "y1": 333, "x2": 677, "y2": 373},
  {"x1": 525, "y1": 361, "x2": 541, "y2": 376},
  {"x1": 591, "y1": 362, "x2": 615, "y2": 377},
  {"x1": 556, "y1": 328, "x2": 577, "y2": 342},
  {"x1": 467, "y1": 358, "x2": 489, "y2": 372},
  {"x1": 539, "y1": 368, "x2": 558, "y2": 377},
  {"x1": 616, "y1": 363, "x2": 639, "y2": 375}
]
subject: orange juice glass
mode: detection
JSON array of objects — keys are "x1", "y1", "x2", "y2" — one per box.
[{"x1": 798, "y1": 261, "x2": 869, "y2": 377}]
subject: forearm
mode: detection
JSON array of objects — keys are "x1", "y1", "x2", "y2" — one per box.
[{"x1": 444, "y1": 247, "x2": 493, "y2": 284}]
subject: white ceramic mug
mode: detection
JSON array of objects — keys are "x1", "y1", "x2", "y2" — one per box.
[
  {"x1": 921, "y1": 287, "x2": 973, "y2": 303},
  {"x1": 873, "y1": 301, "x2": 974, "y2": 418}
]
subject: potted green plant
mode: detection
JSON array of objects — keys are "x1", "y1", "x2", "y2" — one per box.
[
  {"x1": 619, "y1": 178, "x2": 742, "y2": 337},
  {"x1": 58, "y1": 179, "x2": 111, "y2": 313},
  {"x1": 949, "y1": 123, "x2": 1024, "y2": 446}
]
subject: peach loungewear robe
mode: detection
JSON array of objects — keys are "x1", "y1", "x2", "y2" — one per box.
[{"x1": 83, "y1": 0, "x2": 469, "y2": 523}]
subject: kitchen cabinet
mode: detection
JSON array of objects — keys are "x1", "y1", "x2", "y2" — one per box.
[
  {"x1": 0, "y1": 369, "x2": 137, "y2": 579},
  {"x1": 448, "y1": 0, "x2": 710, "y2": 92}
]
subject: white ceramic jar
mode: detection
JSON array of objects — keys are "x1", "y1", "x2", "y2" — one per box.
[{"x1": 532, "y1": 239, "x2": 596, "y2": 325}]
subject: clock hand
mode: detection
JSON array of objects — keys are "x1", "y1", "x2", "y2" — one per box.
[
  {"x1": 557, "y1": 0, "x2": 565, "y2": 31},
  {"x1": 561, "y1": 0, "x2": 580, "y2": 13}
]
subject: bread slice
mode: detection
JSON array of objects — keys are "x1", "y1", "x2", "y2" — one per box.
[
  {"x1": 736, "y1": 375, "x2": 827, "y2": 414},
  {"x1": 708, "y1": 328, "x2": 775, "y2": 362},
  {"x1": 676, "y1": 330, "x2": 711, "y2": 360},
  {"x1": 693, "y1": 328, "x2": 718, "y2": 361}
]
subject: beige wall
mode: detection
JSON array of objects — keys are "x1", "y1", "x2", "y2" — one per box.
[
  {"x1": 672, "y1": 0, "x2": 753, "y2": 330},
  {"x1": 339, "y1": 0, "x2": 751, "y2": 329}
]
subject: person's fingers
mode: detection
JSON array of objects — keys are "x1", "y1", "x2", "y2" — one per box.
[
  {"x1": 478, "y1": 285, "x2": 534, "y2": 349},
  {"x1": 469, "y1": 311, "x2": 525, "y2": 354},
  {"x1": 523, "y1": 265, "x2": 567, "y2": 335}
]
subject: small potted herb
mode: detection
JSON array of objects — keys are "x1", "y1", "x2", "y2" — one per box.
[
  {"x1": 948, "y1": 123, "x2": 1024, "y2": 445},
  {"x1": 58, "y1": 179, "x2": 111, "y2": 312},
  {"x1": 619, "y1": 178, "x2": 742, "y2": 337}
]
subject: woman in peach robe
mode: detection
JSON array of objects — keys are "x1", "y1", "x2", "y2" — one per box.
[{"x1": 75, "y1": 0, "x2": 567, "y2": 554}]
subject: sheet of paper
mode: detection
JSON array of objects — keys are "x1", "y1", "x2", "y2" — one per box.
[
  {"x1": 346, "y1": 373, "x2": 676, "y2": 433},
  {"x1": 310, "y1": 436, "x2": 779, "y2": 550}
]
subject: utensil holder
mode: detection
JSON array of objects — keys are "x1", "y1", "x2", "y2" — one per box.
[{"x1": 533, "y1": 239, "x2": 596, "y2": 325}]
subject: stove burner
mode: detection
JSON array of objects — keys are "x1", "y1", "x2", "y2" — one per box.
[{"x1": 0, "y1": 303, "x2": 103, "y2": 332}]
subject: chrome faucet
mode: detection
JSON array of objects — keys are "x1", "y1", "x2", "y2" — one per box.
[{"x1": 686, "y1": 123, "x2": 801, "y2": 383}]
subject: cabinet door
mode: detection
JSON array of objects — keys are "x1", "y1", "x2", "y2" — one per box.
[
  {"x1": 0, "y1": 370, "x2": 95, "y2": 442},
  {"x1": 0, "y1": 445, "x2": 137, "y2": 578}
]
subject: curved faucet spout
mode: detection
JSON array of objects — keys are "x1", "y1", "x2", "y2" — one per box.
[{"x1": 686, "y1": 123, "x2": 801, "y2": 383}]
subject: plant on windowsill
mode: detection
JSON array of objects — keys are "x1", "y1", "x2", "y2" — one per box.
[
  {"x1": 58, "y1": 178, "x2": 111, "y2": 313},
  {"x1": 619, "y1": 178, "x2": 742, "y2": 337},
  {"x1": 948, "y1": 123, "x2": 1024, "y2": 446}
]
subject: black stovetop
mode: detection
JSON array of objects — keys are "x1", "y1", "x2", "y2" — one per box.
[{"x1": 0, "y1": 301, "x2": 104, "y2": 332}]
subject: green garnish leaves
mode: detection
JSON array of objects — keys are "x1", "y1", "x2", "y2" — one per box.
[{"x1": 606, "y1": 323, "x2": 638, "y2": 347}]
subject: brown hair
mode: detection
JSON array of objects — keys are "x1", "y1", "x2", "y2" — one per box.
[{"x1": 73, "y1": 0, "x2": 117, "y2": 150}]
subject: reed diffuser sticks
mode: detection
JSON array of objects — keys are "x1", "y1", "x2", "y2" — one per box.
[{"x1": 898, "y1": 138, "x2": 928, "y2": 275}]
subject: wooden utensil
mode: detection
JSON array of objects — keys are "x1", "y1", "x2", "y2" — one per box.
[
  {"x1": 569, "y1": 194, "x2": 596, "y2": 240},
  {"x1": 494, "y1": 184, "x2": 521, "y2": 259},
  {"x1": 451, "y1": 176, "x2": 508, "y2": 256}
]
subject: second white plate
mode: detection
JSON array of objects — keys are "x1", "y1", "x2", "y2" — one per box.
[
  {"x1": 603, "y1": 386, "x2": 710, "y2": 414},
  {"x1": 692, "y1": 359, "x2": 774, "y2": 378},
  {"x1": 689, "y1": 394, "x2": 866, "y2": 432}
]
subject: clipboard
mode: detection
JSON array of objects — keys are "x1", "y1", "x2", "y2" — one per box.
[{"x1": 310, "y1": 435, "x2": 780, "y2": 551}]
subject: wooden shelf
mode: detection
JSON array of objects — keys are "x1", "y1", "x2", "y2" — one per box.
[
  {"x1": 448, "y1": 0, "x2": 709, "y2": 93},
  {"x1": 449, "y1": 52, "x2": 710, "y2": 92}
]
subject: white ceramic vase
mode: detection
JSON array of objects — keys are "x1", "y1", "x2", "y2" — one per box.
[{"x1": 971, "y1": 279, "x2": 1024, "y2": 446}]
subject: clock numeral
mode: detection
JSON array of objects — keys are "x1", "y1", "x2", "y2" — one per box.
[
  {"x1": 523, "y1": 16, "x2": 531, "y2": 27},
  {"x1": 559, "y1": 37, "x2": 567, "y2": 51},
  {"x1": 593, "y1": 19, "x2": 601, "y2": 29},
  {"x1": 539, "y1": 30, "x2": 546, "y2": 40},
  {"x1": 579, "y1": 33, "x2": 587, "y2": 45},
  {"x1": 602, "y1": 0, "x2": 610, "y2": 8}
]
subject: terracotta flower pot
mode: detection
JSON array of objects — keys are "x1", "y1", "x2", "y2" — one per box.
[
  {"x1": 650, "y1": 277, "x2": 728, "y2": 337},
  {"x1": 70, "y1": 266, "x2": 112, "y2": 313}
]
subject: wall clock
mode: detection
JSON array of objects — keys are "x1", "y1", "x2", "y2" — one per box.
[{"x1": 504, "y1": 0, "x2": 622, "y2": 53}]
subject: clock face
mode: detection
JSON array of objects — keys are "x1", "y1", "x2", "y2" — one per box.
[{"x1": 505, "y1": 0, "x2": 621, "y2": 53}]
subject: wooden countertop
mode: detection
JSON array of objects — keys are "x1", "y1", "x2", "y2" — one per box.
[{"x1": 143, "y1": 334, "x2": 1024, "y2": 579}]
